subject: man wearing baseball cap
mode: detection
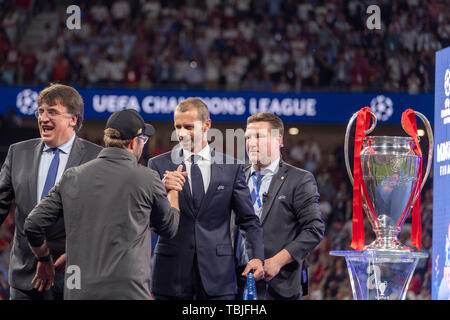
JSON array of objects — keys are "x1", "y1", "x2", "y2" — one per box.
[{"x1": 23, "y1": 109, "x2": 180, "y2": 300}]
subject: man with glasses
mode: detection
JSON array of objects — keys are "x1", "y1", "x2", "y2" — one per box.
[
  {"x1": 0, "y1": 84, "x2": 102, "y2": 300},
  {"x1": 24, "y1": 109, "x2": 180, "y2": 300}
]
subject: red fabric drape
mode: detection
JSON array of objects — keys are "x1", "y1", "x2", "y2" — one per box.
[
  {"x1": 401, "y1": 109, "x2": 423, "y2": 250},
  {"x1": 351, "y1": 107, "x2": 373, "y2": 250}
]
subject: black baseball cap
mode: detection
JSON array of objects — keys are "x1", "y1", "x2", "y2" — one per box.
[{"x1": 105, "y1": 109, "x2": 155, "y2": 139}]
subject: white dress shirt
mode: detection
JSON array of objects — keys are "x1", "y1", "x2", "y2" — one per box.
[{"x1": 37, "y1": 134, "x2": 76, "y2": 203}]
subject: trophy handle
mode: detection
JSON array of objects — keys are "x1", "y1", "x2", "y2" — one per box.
[
  {"x1": 403, "y1": 111, "x2": 434, "y2": 205},
  {"x1": 344, "y1": 111, "x2": 377, "y2": 185}
]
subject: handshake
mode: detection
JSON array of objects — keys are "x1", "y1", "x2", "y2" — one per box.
[{"x1": 162, "y1": 165, "x2": 189, "y2": 192}]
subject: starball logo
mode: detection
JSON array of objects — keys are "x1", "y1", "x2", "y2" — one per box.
[
  {"x1": 442, "y1": 68, "x2": 450, "y2": 125},
  {"x1": 370, "y1": 95, "x2": 394, "y2": 121},
  {"x1": 437, "y1": 69, "x2": 450, "y2": 176},
  {"x1": 16, "y1": 89, "x2": 39, "y2": 115}
]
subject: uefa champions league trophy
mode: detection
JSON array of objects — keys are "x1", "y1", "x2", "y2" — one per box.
[{"x1": 330, "y1": 107, "x2": 433, "y2": 300}]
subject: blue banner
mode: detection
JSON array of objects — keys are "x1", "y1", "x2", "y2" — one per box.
[
  {"x1": 432, "y1": 47, "x2": 450, "y2": 300},
  {"x1": 0, "y1": 86, "x2": 433, "y2": 124}
]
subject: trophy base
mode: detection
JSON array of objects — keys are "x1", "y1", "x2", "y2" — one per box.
[
  {"x1": 364, "y1": 228, "x2": 413, "y2": 252},
  {"x1": 363, "y1": 241, "x2": 413, "y2": 252},
  {"x1": 330, "y1": 250, "x2": 429, "y2": 300}
]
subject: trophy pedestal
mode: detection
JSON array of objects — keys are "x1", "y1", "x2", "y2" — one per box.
[{"x1": 330, "y1": 250, "x2": 428, "y2": 300}]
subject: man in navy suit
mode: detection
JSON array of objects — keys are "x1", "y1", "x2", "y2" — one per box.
[
  {"x1": 148, "y1": 98, "x2": 264, "y2": 300},
  {"x1": 235, "y1": 112, "x2": 325, "y2": 300}
]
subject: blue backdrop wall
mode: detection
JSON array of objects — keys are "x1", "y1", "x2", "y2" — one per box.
[{"x1": 0, "y1": 86, "x2": 434, "y2": 124}]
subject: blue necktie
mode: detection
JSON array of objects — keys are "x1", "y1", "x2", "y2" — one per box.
[
  {"x1": 236, "y1": 171, "x2": 264, "y2": 267},
  {"x1": 40, "y1": 148, "x2": 60, "y2": 200},
  {"x1": 250, "y1": 171, "x2": 264, "y2": 206},
  {"x1": 190, "y1": 154, "x2": 205, "y2": 212}
]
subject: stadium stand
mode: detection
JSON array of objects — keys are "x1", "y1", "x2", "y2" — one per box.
[{"x1": 0, "y1": 0, "x2": 448, "y2": 92}]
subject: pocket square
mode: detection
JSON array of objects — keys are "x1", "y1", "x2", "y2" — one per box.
[
  {"x1": 278, "y1": 195, "x2": 286, "y2": 200},
  {"x1": 217, "y1": 185, "x2": 225, "y2": 190}
]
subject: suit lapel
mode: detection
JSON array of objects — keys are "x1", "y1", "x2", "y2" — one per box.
[
  {"x1": 196, "y1": 148, "x2": 222, "y2": 217},
  {"x1": 244, "y1": 164, "x2": 251, "y2": 183},
  {"x1": 29, "y1": 140, "x2": 44, "y2": 206},
  {"x1": 181, "y1": 161, "x2": 195, "y2": 217},
  {"x1": 260, "y1": 162, "x2": 288, "y2": 225}
]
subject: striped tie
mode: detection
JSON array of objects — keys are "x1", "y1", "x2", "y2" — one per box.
[{"x1": 250, "y1": 171, "x2": 264, "y2": 207}]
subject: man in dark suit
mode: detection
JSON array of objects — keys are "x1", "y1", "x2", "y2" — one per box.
[
  {"x1": 0, "y1": 84, "x2": 102, "y2": 300},
  {"x1": 235, "y1": 112, "x2": 325, "y2": 300},
  {"x1": 148, "y1": 98, "x2": 264, "y2": 300}
]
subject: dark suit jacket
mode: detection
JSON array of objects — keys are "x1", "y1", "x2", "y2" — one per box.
[
  {"x1": 148, "y1": 146, "x2": 264, "y2": 297},
  {"x1": 24, "y1": 148, "x2": 179, "y2": 300},
  {"x1": 238, "y1": 160, "x2": 325, "y2": 298},
  {"x1": 0, "y1": 136, "x2": 102, "y2": 291}
]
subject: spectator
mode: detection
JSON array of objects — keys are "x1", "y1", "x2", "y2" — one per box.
[
  {"x1": 204, "y1": 49, "x2": 221, "y2": 89},
  {"x1": 52, "y1": 54, "x2": 69, "y2": 82},
  {"x1": 124, "y1": 60, "x2": 140, "y2": 86},
  {"x1": 111, "y1": 0, "x2": 131, "y2": 29},
  {"x1": 407, "y1": 72, "x2": 421, "y2": 94},
  {"x1": 295, "y1": 47, "x2": 315, "y2": 87},
  {"x1": 106, "y1": 53, "x2": 126, "y2": 84},
  {"x1": 89, "y1": 0, "x2": 110, "y2": 25},
  {"x1": 2, "y1": 9, "x2": 19, "y2": 44},
  {"x1": 20, "y1": 46, "x2": 37, "y2": 82}
]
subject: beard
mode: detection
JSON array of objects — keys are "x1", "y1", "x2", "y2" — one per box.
[
  {"x1": 134, "y1": 141, "x2": 144, "y2": 160},
  {"x1": 135, "y1": 151, "x2": 142, "y2": 161},
  {"x1": 179, "y1": 135, "x2": 203, "y2": 152}
]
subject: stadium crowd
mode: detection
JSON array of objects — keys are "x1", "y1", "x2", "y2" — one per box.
[{"x1": 0, "y1": 0, "x2": 449, "y2": 93}]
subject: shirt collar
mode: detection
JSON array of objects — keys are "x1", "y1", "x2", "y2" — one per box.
[
  {"x1": 183, "y1": 144, "x2": 211, "y2": 162},
  {"x1": 43, "y1": 133, "x2": 76, "y2": 154},
  {"x1": 251, "y1": 157, "x2": 280, "y2": 176}
]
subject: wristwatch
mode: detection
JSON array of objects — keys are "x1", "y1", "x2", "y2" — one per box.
[{"x1": 37, "y1": 254, "x2": 51, "y2": 262}]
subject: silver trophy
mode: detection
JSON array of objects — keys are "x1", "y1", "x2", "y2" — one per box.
[{"x1": 344, "y1": 110, "x2": 433, "y2": 251}]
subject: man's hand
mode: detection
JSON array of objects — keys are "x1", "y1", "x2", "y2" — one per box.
[
  {"x1": 242, "y1": 258, "x2": 264, "y2": 280},
  {"x1": 162, "y1": 165, "x2": 188, "y2": 191},
  {"x1": 263, "y1": 249, "x2": 293, "y2": 282},
  {"x1": 32, "y1": 259, "x2": 55, "y2": 292},
  {"x1": 54, "y1": 253, "x2": 66, "y2": 273},
  {"x1": 263, "y1": 257, "x2": 282, "y2": 282}
]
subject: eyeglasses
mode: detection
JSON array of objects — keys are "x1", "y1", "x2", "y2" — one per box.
[
  {"x1": 137, "y1": 134, "x2": 149, "y2": 144},
  {"x1": 35, "y1": 109, "x2": 73, "y2": 119}
]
